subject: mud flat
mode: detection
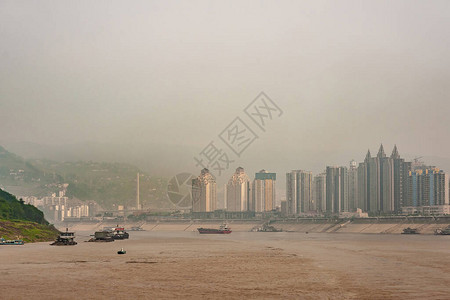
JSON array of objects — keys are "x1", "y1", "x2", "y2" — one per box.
[{"x1": 0, "y1": 231, "x2": 449, "y2": 299}]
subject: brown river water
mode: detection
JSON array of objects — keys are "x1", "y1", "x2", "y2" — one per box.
[{"x1": 1, "y1": 231, "x2": 449, "y2": 299}]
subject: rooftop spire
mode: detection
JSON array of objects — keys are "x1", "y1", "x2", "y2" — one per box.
[
  {"x1": 365, "y1": 149, "x2": 371, "y2": 161},
  {"x1": 391, "y1": 144, "x2": 400, "y2": 159},
  {"x1": 377, "y1": 144, "x2": 386, "y2": 158}
]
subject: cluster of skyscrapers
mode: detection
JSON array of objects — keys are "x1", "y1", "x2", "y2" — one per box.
[
  {"x1": 286, "y1": 144, "x2": 449, "y2": 216},
  {"x1": 21, "y1": 193, "x2": 96, "y2": 222},
  {"x1": 191, "y1": 145, "x2": 449, "y2": 216},
  {"x1": 192, "y1": 167, "x2": 276, "y2": 213}
]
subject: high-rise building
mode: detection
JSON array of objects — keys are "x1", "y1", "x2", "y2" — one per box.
[
  {"x1": 360, "y1": 145, "x2": 392, "y2": 212},
  {"x1": 136, "y1": 172, "x2": 140, "y2": 210},
  {"x1": 357, "y1": 160, "x2": 368, "y2": 211},
  {"x1": 357, "y1": 144, "x2": 410, "y2": 213},
  {"x1": 434, "y1": 170, "x2": 449, "y2": 206},
  {"x1": 348, "y1": 160, "x2": 358, "y2": 212},
  {"x1": 326, "y1": 166, "x2": 348, "y2": 213},
  {"x1": 252, "y1": 170, "x2": 276, "y2": 212},
  {"x1": 286, "y1": 170, "x2": 313, "y2": 215},
  {"x1": 406, "y1": 168, "x2": 449, "y2": 207},
  {"x1": 192, "y1": 168, "x2": 217, "y2": 212},
  {"x1": 313, "y1": 173, "x2": 327, "y2": 212},
  {"x1": 226, "y1": 167, "x2": 250, "y2": 212},
  {"x1": 223, "y1": 183, "x2": 227, "y2": 210},
  {"x1": 380, "y1": 149, "x2": 395, "y2": 213},
  {"x1": 391, "y1": 145, "x2": 411, "y2": 212}
]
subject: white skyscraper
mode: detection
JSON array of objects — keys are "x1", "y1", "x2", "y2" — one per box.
[
  {"x1": 192, "y1": 168, "x2": 217, "y2": 212},
  {"x1": 286, "y1": 170, "x2": 313, "y2": 215},
  {"x1": 348, "y1": 160, "x2": 358, "y2": 212},
  {"x1": 252, "y1": 170, "x2": 276, "y2": 212},
  {"x1": 313, "y1": 173, "x2": 327, "y2": 212},
  {"x1": 226, "y1": 167, "x2": 250, "y2": 212}
]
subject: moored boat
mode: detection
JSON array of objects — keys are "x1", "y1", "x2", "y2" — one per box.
[
  {"x1": 128, "y1": 226, "x2": 145, "y2": 231},
  {"x1": 252, "y1": 223, "x2": 282, "y2": 232},
  {"x1": 197, "y1": 224, "x2": 231, "y2": 234},
  {"x1": 111, "y1": 226, "x2": 129, "y2": 240},
  {"x1": 402, "y1": 227, "x2": 420, "y2": 234},
  {"x1": 0, "y1": 237, "x2": 24, "y2": 245},
  {"x1": 51, "y1": 228, "x2": 77, "y2": 246},
  {"x1": 434, "y1": 226, "x2": 450, "y2": 235},
  {"x1": 87, "y1": 230, "x2": 115, "y2": 242}
]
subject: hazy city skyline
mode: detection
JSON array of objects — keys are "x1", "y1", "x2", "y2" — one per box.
[
  {"x1": 1, "y1": 2, "x2": 450, "y2": 299},
  {"x1": 1, "y1": 1, "x2": 450, "y2": 185}
]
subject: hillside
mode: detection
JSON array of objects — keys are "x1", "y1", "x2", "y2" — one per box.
[
  {"x1": 0, "y1": 188, "x2": 48, "y2": 224},
  {"x1": 0, "y1": 188, "x2": 59, "y2": 242},
  {"x1": 30, "y1": 159, "x2": 170, "y2": 209},
  {"x1": 0, "y1": 219, "x2": 59, "y2": 242},
  {"x1": 0, "y1": 145, "x2": 63, "y2": 197},
  {"x1": 0, "y1": 145, "x2": 170, "y2": 209}
]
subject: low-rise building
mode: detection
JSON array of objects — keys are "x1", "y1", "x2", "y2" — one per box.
[{"x1": 401, "y1": 205, "x2": 450, "y2": 215}]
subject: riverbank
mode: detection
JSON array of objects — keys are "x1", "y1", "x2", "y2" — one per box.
[
  {"x1": 0, "y1": 219, "x2": 59, "y2": 242},
  {"x1": 61, "y1": 217, "x2": 450, "y2": 235}
]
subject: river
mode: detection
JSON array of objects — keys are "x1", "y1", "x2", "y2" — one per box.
[{"x1": 0, "y1": 231, "x2": 448, "y2": 299}]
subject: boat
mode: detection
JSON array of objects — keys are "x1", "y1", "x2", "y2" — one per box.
[
  {"x1": 402, "y1": 227, "x2": 420, "y2": 234},
  {"x1": 252, "y1": 223, "x2": 282, "y2": 232},
  {"x1": 197, "y1": 224, "x2": 232, "y2": 234},
  {"x1": 0, "y1": 237, "x2": 24, "y2": 245},
  {"x1": 434, "y1": 226, "x2": 450, "y2": 235},
  {"x1": 128, "y1": 226, "x2": 145, "y2": 231},
  {"x1": 87, "y1": 230, "x2": 115, "y2": 242},
  {"x1": 50, "y1": 228, "x2": 77, "y2": 246},
  {"x1": 111, "y1": 226, "x2": 129, "y2": 240},
  {"x1": 117, "y1": 248, "x2": 126, "y2": 254}
]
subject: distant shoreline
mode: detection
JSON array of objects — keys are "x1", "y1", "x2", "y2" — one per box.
[{"x1": 57, "y1": 216, "x2": 450, "y2": 235}]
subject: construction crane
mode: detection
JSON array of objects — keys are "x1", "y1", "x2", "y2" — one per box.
[
  {"x1": 412, "y1": 156, "x2": 424, "y2": 170},
  {"x1": 413, "y1": 156, "x2": 423, "y2": 163}
]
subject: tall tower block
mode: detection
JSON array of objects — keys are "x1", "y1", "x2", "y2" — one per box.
[{"x1": 136, "y1": 172, "x2": 140, "y2": 210}]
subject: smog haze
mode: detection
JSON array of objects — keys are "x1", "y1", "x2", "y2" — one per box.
[{"x1": 1, "y1": 0, "x2": 450, "y2": 181}]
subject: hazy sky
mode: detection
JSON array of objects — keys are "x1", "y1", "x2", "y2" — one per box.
[{"x1": 1, "y1": 0, "x2": 450, "y2": 186}]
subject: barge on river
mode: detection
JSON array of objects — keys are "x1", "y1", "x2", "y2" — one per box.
[
  {"x1": 51, "y1": 228, "x2": 77, "y2": 246},
  {"x1": 197, "y1": 224, "x2": 232, "y2": 234}
]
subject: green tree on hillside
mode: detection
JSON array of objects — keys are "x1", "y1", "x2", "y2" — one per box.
[{"x1": 0, "y1": 189, "x2": 48, "y2": 224}]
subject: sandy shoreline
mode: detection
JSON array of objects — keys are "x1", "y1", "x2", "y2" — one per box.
[{"x1": 1, "y1": 232, "x2": 449, "y2": 299}]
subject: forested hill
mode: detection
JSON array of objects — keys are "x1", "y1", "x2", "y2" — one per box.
[
  {"x1": 0, "y1": 145, "x2": 170, "y2": 209},
  {"x1": 0, "y1": 188, "x2": 48, "y2": 224}
]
